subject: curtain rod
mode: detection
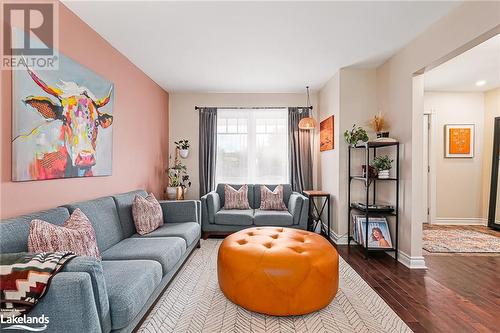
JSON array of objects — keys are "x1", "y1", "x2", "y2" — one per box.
[{"x1": 194, "y1": 106, "x2": 313, "y2": 110}]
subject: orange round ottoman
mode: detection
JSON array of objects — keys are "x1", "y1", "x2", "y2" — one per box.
[{"x1": 217, "y1": 227, "x2": 339, "y2": 316}]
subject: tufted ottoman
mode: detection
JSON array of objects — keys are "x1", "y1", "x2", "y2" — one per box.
[{"x1": 217, "y1": 227, "x2": 339, "y2": 316}]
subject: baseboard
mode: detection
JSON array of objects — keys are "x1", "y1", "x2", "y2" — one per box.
[
  {"x1": 434, "y1": 217, "x2": 487, "y2": 226},
  {"x1": 329, "y1": 230, "x2": 349, "y2": 245},
  {"x1": 397, "y1": 251, "x2": 427, "y2": 269}
]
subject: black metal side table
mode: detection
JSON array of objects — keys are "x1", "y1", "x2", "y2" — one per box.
[{"x1": 303, "y1": 190, "x2": 330, "y2": 240}]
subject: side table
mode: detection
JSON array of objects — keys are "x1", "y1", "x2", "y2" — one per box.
[{"x1": 303, "y1": 190, "x2": 330, "y2": 240}]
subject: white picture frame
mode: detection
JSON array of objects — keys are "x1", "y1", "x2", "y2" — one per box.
[{"x1": 444, "y1": 124, "x2": 475, "y2": 158}]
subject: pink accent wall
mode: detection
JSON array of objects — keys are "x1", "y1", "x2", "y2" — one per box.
[{"x1": 0, "y1": 3, "x2": 169, "y2": 219}]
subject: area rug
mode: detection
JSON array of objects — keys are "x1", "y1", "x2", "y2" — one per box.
[
  {"x1": 138, "y1": 239, "x2": 412, "y2": 333},
  {"x1": 423, "y1": 226, "x2": 500, "y2": 253}
]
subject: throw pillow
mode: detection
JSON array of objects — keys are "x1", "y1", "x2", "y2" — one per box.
[
  {"x1": 224, "y1": 184, "x2": 250, "y2": 209},
  {"x1": 28, "y1": 208, "x2": 101, "y2": 259},
  {"x1": 132, "y1": 193, "x2": 164, "y2": 235},
  {"x1": 259, "y1": 185, "x2": 287, "y2": 210}
]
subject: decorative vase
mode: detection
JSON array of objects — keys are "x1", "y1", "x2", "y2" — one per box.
[
  {"x1": 176, "y1": 186, "x2": 185, "y2": 200},
  {"x1": 166, "y1": 186, "x2": 177, "y2": 200},
  {"x1": 377, "y1": 131, "x2": 390, "y2": 138},
  {"x1": 378, "y1": 169, "x2": 390, "y2": 179},
  {"x1": 179, "y1": 149, "x2": 189, "y2": 159}
]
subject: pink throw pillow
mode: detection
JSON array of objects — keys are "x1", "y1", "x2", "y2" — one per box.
[
  {"x1": 259, "y1": 185, "x2": 287, "y2": 210},
  {"x1": 28, "y1": 208, "x2": 101, "y2": 259},
  {"x1": 132, "y1": 193, "x2": 164, "y2": 235},
  {"x1": 224, "y1": 184, "x2": 250, "y2": 209}
]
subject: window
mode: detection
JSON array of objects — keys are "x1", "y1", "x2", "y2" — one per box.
[{"x1": 216, "y1": 109, "x2": 288, "y2": 184}]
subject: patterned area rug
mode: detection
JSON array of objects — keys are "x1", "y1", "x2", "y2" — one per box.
[
  {"x1": 138, "y1": 239, "x2": 412, "y2": 333},
  {"x1": 423, "y1": 225, "x2": 500, "y2": 253}
]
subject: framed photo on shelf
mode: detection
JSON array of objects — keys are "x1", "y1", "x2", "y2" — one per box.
[
  {"x1": 444, "y1": 124, "x2": 474, "y2": 158},
  {"x1": 353, "y1": 216, "x2": 393, "y2": 249}
]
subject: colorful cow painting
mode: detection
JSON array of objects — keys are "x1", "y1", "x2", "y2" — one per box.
[{"x1": 12, "y1": 41, "x2": 114, "y2": 181}]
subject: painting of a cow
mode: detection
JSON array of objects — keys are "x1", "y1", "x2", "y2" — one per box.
[{"x1": 12, "y1": 52, "x2": 114, "y2": 181}]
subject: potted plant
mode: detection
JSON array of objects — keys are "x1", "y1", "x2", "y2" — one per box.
[
  {"x1": 166, "y1": 156, "x2": 192, "y2": 200},
  {"x1": 344, "y1": 124, "x2": 369, "y2": 146},
  {"x1": 175, "y1": 140, "x2": 190, "y2": 159},
  {"x1": 371, "y1": 155, "x2": 393, "y2": 179},
  {"x1": 369, "y1": 112, "x2": 389, "y2": 138}
]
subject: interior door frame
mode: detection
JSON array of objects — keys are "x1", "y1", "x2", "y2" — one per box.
[
  {"x1": 487, "y1": 116, "x2": 500, "y2": 230},
  {"x1": 423, "y1": 109, "x2": 437, "y2": 225}
]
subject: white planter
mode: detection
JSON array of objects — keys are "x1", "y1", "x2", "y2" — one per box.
[
  {"x1": 378, "y1": 170, "x2": 390, "y2": 179},
  {"x1": 166, "y1": 186, "x2": 177, "y2": 200},
  {"x1": 179, "y1": 149, "x2": 189, "y2": 159}
]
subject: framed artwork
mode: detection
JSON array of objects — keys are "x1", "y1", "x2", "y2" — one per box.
[
  {"x1": 320, "y1": 115, "x2": 334, "y2": 151},
  {"x1": 12, "y1": 29, "x2": 114, "y2": 181},
  {"x1": 444, "y1": 124, "x2": 474, "y2": 158},
  {"x1": 353, "y1": 216, "x2": 393, "y2": 249}
]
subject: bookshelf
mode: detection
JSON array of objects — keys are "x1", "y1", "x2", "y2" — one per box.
[{"x1": 347, "y1": 141, "x2": 400, "y2": 261}]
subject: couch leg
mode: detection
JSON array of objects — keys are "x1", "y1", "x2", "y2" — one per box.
[
  {"x1": 202, "y1": 232, "x2": 210, "y2": 240},
  {"x1": 196, "y1": 240, "x2": 201, "y2": 248}
]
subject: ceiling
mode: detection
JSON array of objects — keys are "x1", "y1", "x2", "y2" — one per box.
[
  {"x1": 424, "y1": 34, "x2": 500, "y2": 92},
  {"x1": 63, "y1": 1, "x2": 461, "y2": 93}
]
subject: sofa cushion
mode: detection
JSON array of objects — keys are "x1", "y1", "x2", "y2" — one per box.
[
  {"x1": 102, "y1": 260, "x2": 162, "y2": 330},
  {"x1": 253, "y1": 209, "x2": 293, "y2": 226},
  {"x1": 224, "y1": 184, "x2": 251, "y2": 209},
  {"x1": 254, "y1": 184, "x2": 292, "y2": 209},
  {"x1": 132, "y1": 222, "x2": 200, "y2": 247},
  {"x1": 0, "y1": 207, "x2": 70, "y2": 253},
  {"x1": 215, "y1": 209, "x2": 254, "y2": 226},
  {"x1": 259, "y1": 185, "x2": 287, "y2": 211},
  {"x1": 29, "y1": 209, "x2": 101, "y2": 259},
  {"x1": 65, "y1": 197, "x2": 124, "y2": 252},
  {"x1": 112, "y1": 190, "x2": 148, "y2": 238},
  {"x1": 101, "y1": 238, "x2": 186, "y2": 275},
  {"x1": 216, "y1": 184, "x2": 255, "y2": 208},
  {"x1": 132, "y1": 193, "x2": 163, "y2": 235}
]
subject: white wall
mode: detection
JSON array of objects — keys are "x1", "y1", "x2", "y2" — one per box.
[
  {"x1": 424, "y1": 92, "x2": 485, "y2": 223},
  {"x1": 169, "y1": 93, "x2": 318, "y2": 199},
  {"x1": 376, "y1": 1, "x2": 500, "y2": 267},
  {"x1": 318, "y1": 68, "x2": 378, "y2": 243}
]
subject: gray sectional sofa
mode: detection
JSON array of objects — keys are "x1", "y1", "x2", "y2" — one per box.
[
  {"x1": 200, "y1": 184, "x2": 309, "y2": 236},
  {"x1": 0, "y1": 190, "x2": 201, "y2": 333}
]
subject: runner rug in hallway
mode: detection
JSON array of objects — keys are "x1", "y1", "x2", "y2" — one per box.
[
  {"x1": 138, "y1": 239, "x2": 412, "y2": 333},
  {"x1": 423, "y1": 225, "x2": 500, "y2": 253}
]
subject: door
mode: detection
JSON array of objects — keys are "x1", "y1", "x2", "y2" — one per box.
[{"x1": 488, "y1": 117, "x2": 500, "y2": 230}]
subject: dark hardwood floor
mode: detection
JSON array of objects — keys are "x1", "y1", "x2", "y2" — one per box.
[{"x1": 335, "y1": 245, "x2": 500, "y2": 333}]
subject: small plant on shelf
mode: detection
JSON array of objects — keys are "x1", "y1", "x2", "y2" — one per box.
[
  {"x1": 344, "y1": 124, "x2": 369, "y2": 146},
  {"x1": 371, "y1": 155, "x2": 393, "y2": 179},
  {"x1": 166, "y1": 156, "x2": 192, "y2": 200},
  {"x1": 175, "y1": 139, "x2": 190, "y2": 158},
  {"x1": 369, "y1": 112, "x2": 390, "y2": 138}
]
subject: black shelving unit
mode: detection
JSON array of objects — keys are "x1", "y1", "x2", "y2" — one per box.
[{"x1": 347, "y1": 141, "x2": 400, "y2": 261}]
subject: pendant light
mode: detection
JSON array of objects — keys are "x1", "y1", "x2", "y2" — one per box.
[{"x1": 298, "y1": 86, "x2": 316, "y2": 130}]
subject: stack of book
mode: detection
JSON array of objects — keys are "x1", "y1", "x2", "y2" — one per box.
[{"x1": 352, "y1": 215, "x2": 393, "y2": 249}]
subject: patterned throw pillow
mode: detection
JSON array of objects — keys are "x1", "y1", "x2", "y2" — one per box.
[
  {"x1": 132, "y1": 193, "x2": 164, "y2": 235},
  {"x1": 224, "y1": 184, "x2": 250, "y2": 209},
  {"x1": 28, "y1": 208, "x2": 101, "y2": 259},
  {"x1": 259, "y1": 185, "x2": 288, "y2": 211}
]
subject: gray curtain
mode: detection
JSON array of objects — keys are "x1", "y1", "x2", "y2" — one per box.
[
  {"x1": 199, "y1": 108, "x2": 217, "y2": 196},
  {"x1": 289, "y1": 107, "x2": 313, "y2": 192}
]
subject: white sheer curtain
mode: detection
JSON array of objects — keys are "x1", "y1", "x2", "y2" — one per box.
[{"x1": 216, "y1": 109, "x2": 288, "y2": 184}]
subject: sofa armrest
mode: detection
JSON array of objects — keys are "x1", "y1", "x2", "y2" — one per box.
[
  {"x1": 159, "y1": 200, "x2": 200, "y2": 224},
  {"x1": 288, "y1": 192, "x2": 308, "y2": 226},
  {"x1": 28, "y1": 272, "x2": 102, "y2": 333},
  {"x1": 62, "y1": 256, "x2": 110, "y2": 333},
  {"x1": 201, "y1": 191, "x2": 220, "y2": 224}
]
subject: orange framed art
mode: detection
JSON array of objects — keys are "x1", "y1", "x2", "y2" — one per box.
[
  {"x1": 320, "y1": 116, "x2": 334, "y2": 151},
  {"x1": 445, "y1": 124, "x2": 474, "y2": 158}
]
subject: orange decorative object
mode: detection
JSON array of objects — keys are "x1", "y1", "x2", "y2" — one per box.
[{"x1": 217, "y1": 227, "x2": 339, "y2": 316}]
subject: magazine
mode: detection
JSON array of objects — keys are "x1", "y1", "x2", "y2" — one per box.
[{"x1": 352, "y1": 216, "x2": 393, "y2": 249}]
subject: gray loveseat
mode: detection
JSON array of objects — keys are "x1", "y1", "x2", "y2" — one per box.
[
  {"x1": 200, "y1": 184, "x2": 309, "y2": 237},
  {"x1": 0, "y1": 190, "x2": 201, "y2": 333}
]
